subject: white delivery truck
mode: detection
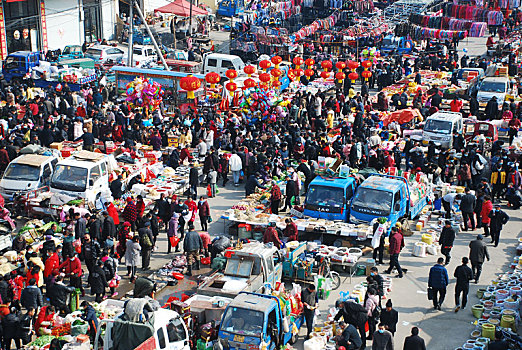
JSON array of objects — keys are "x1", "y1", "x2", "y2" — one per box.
[
  {"x1": 0, "y1": 154, "x2": 59, "y2": 199},
  {"x1": 422, "y1": 111, "x2": 463, "y2": 148},
  {"x1": 49, "y1": 151, "x2": 117, "y2": 205}
]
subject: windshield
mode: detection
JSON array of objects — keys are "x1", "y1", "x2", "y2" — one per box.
[
  {"x1": 382, "y1": 38, "x2": 393, "y2": 46},
  {"x1": 480, "y1": 81, "x2": 507, "y2": 93},
  {"x1": 85, "y1": 48, "x2": 102, "y2": 57},
  {"x1": 424, "y1": 119, "x2": 452, "y2": 134},
  {"x1": 133, "y1": 48, "x2": 143, "y2": 55},
  {"x1": 305, "y1": 185, "x2": 345, "y2": 208},
  {"x1": 51, "y1": 165, "x2": 88, "y2": 192},
  {"x1": 166, "y1": 318, "x2": 186, "y2": 342},
  {"x1": 3, "y1": 163, "x2": 40, "y2": 181},
  {"x1": 221, "y1": 307, "x2": 264, "y2": 337},
  {"x1": 352, "y1": 188, "x2": 393, "y2": 215}
]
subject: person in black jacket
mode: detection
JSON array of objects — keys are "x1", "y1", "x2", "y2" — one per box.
[
  {"x1": 380, "y1": 299, "x2": 398, "y2": 335},
  {"x1": 138, "y1": 222, "x2": 154, "y2": 270},
  {"x1": 189, "y1": 162, "x2": 199, "y2": 196},
  {"x1": 48, "y1": 275, "x2": 74, "y2": 315},
  {"x1": 489, "y1": 204, "x2": 510, "y2": 247},
  {"x1": 20, "y1": 278, "x2": 43, "y2": 310},
  {"x1": 335, "y1": 321, "x2": 362, "y2": 350},
  {"x1": 485, "y1": 96, "x2": 499, "y2": 120},
  {"x1": 403, "y1": 327, "x2": 426, "y2": 350},
  {"x1": 3, "y1": 307, "x2": 21, "y2": 350},
  {"x1": 86, "y1": 214, "x2": 102, "y2": 242},
  {"x1": 454, "y1": 257, "x2": 473, "y2": 312},
  {"x1": 109, "y1": 175, "x2": 124, "y2": 200},
  {"x1": 0, "y1": 274, "x2": 13, "y2": 304},
  {"x1": 335, "y1": 300, "x2": 368, "y2": 348},
  {"x1": 89, "y1": 260, "x2": 108, "y2": 302},
  {"x1": 282, "y1": 176, "x2": 297, "y2": 212},
  {"x1": 460, "y1": 188, "x2": 476, "y2": 231},
  {"x1": 102, "y1": 213, "x2": 116, "y2": 244},
  {"x1": 19, "y1": 307, "x2": 35, "y2": 345},
  {"x1": 439, "y1": 220, "x2": 456, "y2": 265},
  {"x1": 245, "y1": 173, "x2": 266, "y2": 197},
  {"x1": 80, "y1": 234, "x2": 100, "y2": 273}
]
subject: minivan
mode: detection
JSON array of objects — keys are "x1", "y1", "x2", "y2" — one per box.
[
  {"x1": 85, "y1": 45, "x2": 126, "y2": 64},
  {"x1": 203, "y1": 53, "x2": 245, "y2": 78},
  {"x1": 422, "y1": 111, "x2": 463, "y2": 148}
]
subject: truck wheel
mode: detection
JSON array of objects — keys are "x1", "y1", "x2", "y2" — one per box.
[{"x1": 289, "y1": 333, "x2": 298, "y2": 345}]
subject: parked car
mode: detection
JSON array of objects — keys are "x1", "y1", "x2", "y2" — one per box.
[
  {"x1": 84, "y1": 45, "x2": 125, "y2": 64},
  {"x1": 121, "y1": 45, "x2": 157, "y2": 67}
]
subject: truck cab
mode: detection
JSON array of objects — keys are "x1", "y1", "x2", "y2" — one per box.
[
  {"x1": 0, "y1": 154, "x2": 59, "y2": 199},
  {"x1": 303, "y1": 176, "x2": 357, "y2": 222},
  {"x1": 380, "y1": 35, "x2": 414, "y2": 55},
  {"x1": 350, "y1": 174, "x2": 427, "y2": 229},
  {"x1": 422, "y1": 111, "x2": 463, "y2": 148},
  {"x1": 203, "y1": 53, "x2": 245, "y2": 78},
  {"x1": 216, "y1": 292, "x2": 302, "y2": 350},
  {"x1": 58, "y1": 45, "x2": 84, "y2": 62},
  {"x1": 122, "y1": 45, "x2": 158, "y2": 68},
  {"x1": 477, "y1": 76, "x2": 512, "y2": 110},
  {"x1": 2, "y1": 51, "x2": 41, "y2": 83},
  {"x1": 198, "y1": 242, "x2": 282, "y2": 298},
  {"x1": 50, "y1": 151, "x2": 115, "y2": 205}
]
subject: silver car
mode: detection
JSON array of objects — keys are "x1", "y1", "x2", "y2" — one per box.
[{"x1": 84, "y1": 45, "x2": 125, "y2": 64}]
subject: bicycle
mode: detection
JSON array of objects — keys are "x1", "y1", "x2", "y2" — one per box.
[{"x1": 316, "y1": 255, "x2": 341, "y2": 290}]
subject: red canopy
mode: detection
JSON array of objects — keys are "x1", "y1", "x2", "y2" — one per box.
[
  {"x1": 155, "y1": 0, "x2": 208, "y2": 16},
  {"x1": 381, "y1": 108, "x2": 421, "y2": 126}
]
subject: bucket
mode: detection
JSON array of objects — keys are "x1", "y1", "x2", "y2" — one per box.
[
  {"x1": 476, "y1": 337, "x2": 489, "y2": 345},
  {"x1": 510, "y1": 286, "x2": 521, "y2": 296},
  {"x1": 482, "y1": 323, "x2": 496, "y2": 340},
  {"x1": 503, "y1": 309, "x2": 516, "y2": 317},
  {"x1": 483, "y1": 300, "x2": 494, "y2": 310},
  {"x1": 477, "y1": 288, "x2": 486, "y2": 299},
  {"x1": 500, "y1": 315, "x2": 515, "y2": 330},
  {"x1": 483, "y1": 292, "x2": 492, "y2": 301},
  {"x1": 503, "y1": 298, "x2": 518, "y2": 310},
  {"x1": 421, "y1": 234, "x2": 433, "y2": 245},
  {"x1": 488, "y1": 319, "x2": 500, "y2": 326},
  {"x1": 472, "y1": 304, "x2": 484, "y2": 319},
  {"x1": 495, "y1": 289, "x2": 509, "y2": 300},
  {"x1": 470, "y1": 330, "x2": 481, "y2": 338}
]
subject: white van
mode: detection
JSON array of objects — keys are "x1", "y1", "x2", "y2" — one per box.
[
  {"x1": 121, "y1": 45, "x2": 158, "y2": 67},
  {"x1": 203, "y1": 53, "x2": 245, "y2": 78},
  {"x1": 477, "y1": 76, "x2": 512, "y2": 109},
  {"x1": 0, "y1": 154, "x2": 59, "y2": 199},
  {"x1": 422, "y1": 111, "x2": 463, "y2": 148},
  {"x1": 50, "y1": 151, "x2": 116, "y2": 205}
]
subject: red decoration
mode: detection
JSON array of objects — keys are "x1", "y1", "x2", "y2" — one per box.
[
  {"x1": 336, "y1": 61, "x2": 347, "y2": 71},
  {"x1": 335, "y1": 72, "x2": 346, "y2": 83},
  {"x1": 294, "y1": 68, "x2": 304, "y2": 77},
  {"x1": 244, "y1": 65, "x2": 256, "y2": 77},
  {"x1": 259, "y1": 73, "x2": 271, "y2": 83},
  {"x1": 205, "y1": 72, "x2": 220, "y2": 89},
  {"x1": 287, "y1": 69, "x2": 296, "y2": 81},
  {"x1": 272, "y1": 80, "x2": 282, "y2": 88},
  {"x1": 179, "y1": 75, "x2": 201, "y2": 99},
  {"x1": 270, "y1": 68, "x2": 282, "y2": 79},
  {"x1": 225, "y1": 81, "x2": 237, "y2": 96},
  {"x1": 244, "y1": 78, "x2": 256, "y2": 89},
  {"x1": 348, "y1": 72, "x2": 359, "y2": 82},
  {"x1": 293, "y1": 56, "x2": 304, "y2": 68},
  {"x1": 348, "y1": 61, "x2": 359, "y2": 71},
  {"x1": 260, "y1": 60, "x2": 272, "y2": 71},
  {"x1": 304, "y1": 69, "x2": 314, "y2": 78},
  {"x1": 361, "y1": 70, "x2": 372, "y2": 81},
  {"x1": 362, "y1": 60, "x2": 372, "y2": 69},
  {"x1": 305, "y1": 58, "x2": 315, "y2": 68},
  {"x1": 225, "y1": 69, "x2": 238, "y2": 80},
  {"x1": 321, "y1": 60, "x2": 333, "y2": 72},
  {"x1": 259, "y1": 82, "x2": 269, "y2": 90},
  {"x1": 320, "y1": 71, "x2": 330, "y2": 80},
  {"x1": 271, "y1": 55, "x2": 283, "y2": 67}
]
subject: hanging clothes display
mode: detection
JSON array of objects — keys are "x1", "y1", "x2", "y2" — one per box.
[
  {"x1": 292, "y1": 12, "x2": 340, "y2": 41},
  {"x1": 409, "y1": 13, "x2": 486, "y2": 36},
  {"x1": 396, "y1": 23, "x2": 467, "y2": 40},
  {"x1": 443, "y1": 3, "x2": 504, "y2": 25}
]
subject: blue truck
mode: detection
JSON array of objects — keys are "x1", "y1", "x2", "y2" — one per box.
[
  {"x1": 303, "y1": 176, "x2": 357, "y2": 222},
  {"x1": 380, "y1": 35, "x2": 414, "y2": 55},
  {"x1": 2, "y1": 51, "x2": 96, "y2": 91},
  {"x1": 349, "y1": 174, "x2": 428, "y2": 229},
  {"x1": 217, "y1": 0, "x2": 245, "y2": 17},
  {"x1": 216, "y1": 292, "x2": 303, "y2": 350}
]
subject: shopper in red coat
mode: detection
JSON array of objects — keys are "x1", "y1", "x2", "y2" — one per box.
[
  {"x1": 283, "y1": 218, "x2": 298, "y2": 241},
  {"x1": 263, "y1": 222, "x2": 282, "y2": 248},
  {"x1": 386, "y1": 227, "x2": 405, "y2": 278},
  {"x1": 481, "y1": 195, "x2": 493, "y2": 237},
  {"x1": 43, "y1": 252, "x2": 59, "y2": 279},
  {"x1": 106, "y1": 202, "x2": 120, "y2": 225}
]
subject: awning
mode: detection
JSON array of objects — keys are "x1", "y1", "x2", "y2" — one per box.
[{"x1": 154, "y1": 0, "x2": 208, "y2": 16}]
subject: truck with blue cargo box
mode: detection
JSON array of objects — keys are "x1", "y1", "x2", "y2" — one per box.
[
  {"x1": 303, "y1": 176, "x2": 357, "y2": 222},
  {"x1": 349, "y1": 174, "x2": 428, "y2": 230}
]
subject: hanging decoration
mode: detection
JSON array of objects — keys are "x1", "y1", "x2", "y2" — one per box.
[
  {"x1": 125, "y1": 77, "x2": 164, "y2": 112},
  {"x1": 205, "y1": 72, "x2": 220, "y2": 89},
  {"x1": 179, "y1": 75, "x2": 201, "y2": 99}
]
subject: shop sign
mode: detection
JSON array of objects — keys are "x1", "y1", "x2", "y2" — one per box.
[
  {"x1": 40, "y1": 0, "x2": 47, "y2": 52},
  {"x1": 0, "y1": 4, "x2": 7, "y2": 60}
]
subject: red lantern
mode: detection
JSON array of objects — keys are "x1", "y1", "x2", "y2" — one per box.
[
  {"x1": 244, "y1": 78, "x2": 256, "y2": 89},
  {"x1": 294, "y1": 68, "x2": 304, "y2": 77},
  {"x1": 293, "y1": 56, "x2": 304, "y2": 68},
  {"x1": 320, "y1": 71, "x2": 330, "y2": 80},
  {"x1": 347, "y1": 61, "x2": 359, "y2": 71},
  {"x1": 287, "y1": 69, "x2": 296, "y2": 81},
  {"x1": 362, "y1": 60, "x2": 372, "y2": 69},
  {"x1": 271, "y1": 55, "x2": 282, "y2": 67},
  {"x1": 321, "y1": 60, "x2": 333, "y2": 72},
  {"x1": 272, "y1": 80, "x2": 282, "y2": 88},
  {"x1": 270, "y1": 68, "x2": 282, "y2": 79},
  {"x1": 180, "y1": 75, "x2": 201, "y2": 99},
  {"x1": 304, "y1": 69, "x2": 314, "y2": 78},
  {"x1": 260, "y1": 60, "x2": 272, "y2": 71},
  {"x1": 259, "y1": 82, "x2": 269, "y2": 90},
  {"x1": 244, "y1": 65, "x2": 256, "y2": 77},
  {"x1": 361, "y1": 70, "x2": 372, "y2": 81},
  {"x1": 225, "y1": 69, "x2": 238, "y2": 80},
  {"x1": 348, "y1": 72, "x2": 359, "y2": 82},
  {"x1": 205, "y1": 72, "x2": 220, "y2": 89},
  {"x1": 259, "y1": 73, "x2": 271, "y2": 83},
  {"x1": 335, "y1": 72, "x2": 346, "y2": 83},
  {"x1": 305, "y1": 58, "x2": 315, "y2": 68},
  {"x1": 225, "y1": 81, "x2": 237, "y2": 96},
  {"x1": 336, "y1": 61, "x2": 347, "y2": 71}
]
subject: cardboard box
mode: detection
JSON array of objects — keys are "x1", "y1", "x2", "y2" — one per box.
[{"x1": 50, "y1": 142, "x2": 63, "y2": 150}]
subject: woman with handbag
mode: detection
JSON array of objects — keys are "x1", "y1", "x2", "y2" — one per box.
[{"x1": 167, "y1": 213, "x2": 180, "y2": 254}]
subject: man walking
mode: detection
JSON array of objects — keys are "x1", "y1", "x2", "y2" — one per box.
[
  {"x1": 301, "y1": 284, "x2": 318, "y2": 339},
  {"x1": 385, "y1": 227, "x2": 405, "y2": 278},
  {"x1": 488, "y1": 204, "x2": 510, "y2": 247},
  {"x1": 439, "y1": 220, "x2": 456, "y2": 265},
  {"x1": 138, "y1": 222, "x2": 154, "y2": 270},
  {"x1": 454, "y1": 257, "x2": 473, "y2": 312},
  {"x1": 469, "y1": 234, "x2": 490, "y2": 283},
  {"x1": 372, "y1": 323, "x2": 394, "y2": 350},
  {"x1": 183, "y1": 230, "x2": 203, "y2": 276},
  {"x1": 428, "y1": 257, "x2": 449, "y2": 310},
  {"x1": 403, "y1": 327, "x2": 426, "y2": 350},
  {"x1": 460, "y1": 188, "x2": 476, "y2": 231}
]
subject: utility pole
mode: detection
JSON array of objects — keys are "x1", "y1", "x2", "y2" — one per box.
[
  {"x1": 128, "y1": 0, "x2": 133, "y2": 66},
  {"x1": 189, "y1": 0, "x2": 193, "y2": 38}
]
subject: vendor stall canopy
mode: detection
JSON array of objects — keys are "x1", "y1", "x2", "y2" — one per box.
[{"x1": 155, "y1": 0, "x2": 208, "y2": 16}]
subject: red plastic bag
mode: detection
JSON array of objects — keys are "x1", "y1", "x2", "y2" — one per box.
[
  {"x1": 172, "y1": 272, "x2": 184, "y2": 280},
  {"x1": 169, "y1": 236, "x2": 180, "y2": 248},
  {"x1": 207, "y1": 184, "x2": 212, "y2": 197},
  {"x1": 201, "y1": 257, "x2": 211, "y2": 265}
]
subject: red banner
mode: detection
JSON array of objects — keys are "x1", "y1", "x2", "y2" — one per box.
[
  {"x1": 0, "y1": 4, "x2": 7, "y2": 60},
  {"x1": 5, "y1": 0, "x2": 27, "y2": 2},
  {"x1": 40, "y1": 0, "x2": 47, "y2": 52}
]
